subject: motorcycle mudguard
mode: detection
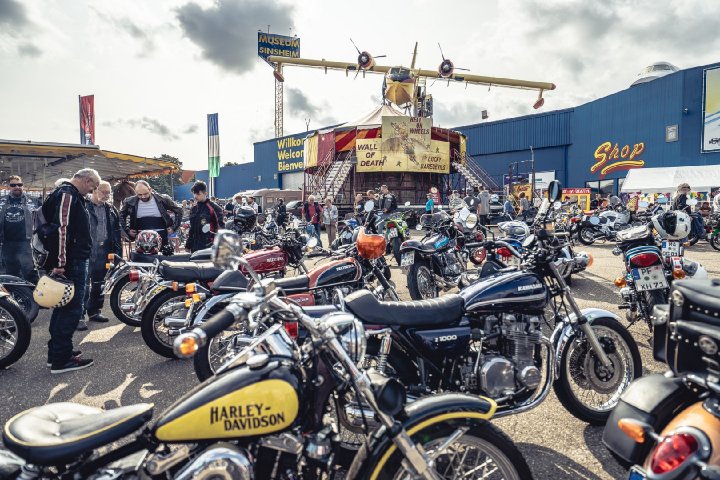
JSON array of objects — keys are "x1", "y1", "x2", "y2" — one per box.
[
  {"x1": 397, "y1": 239, "x2": 426, "y2": 254},
  {"x1": 0, "y1": 448, "x2": 24, "y2": 479},
  {"x1": 0, "y1": 275, "x2": 33, "y2": 287},
  {"x1": 102, "y1": 265, "x2": 130, "y2": 295},
  {"x1": 352, "y1": 393, "x2": 496, "y2": 480},
  {"x1": 602, "y1": 374, "x2": 695, "y2": 465},
  {"x1": 191, "y1": 293, "x2": 234, "y2": 326}
]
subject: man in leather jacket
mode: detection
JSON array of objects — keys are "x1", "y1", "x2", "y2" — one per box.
[
  {"x1": 119, "y1": 180, "x2": 182, "y2": 248},
  {"x1": 186, "y1": 181, "x2": 224, "y2": 252},
  {"x1": 0, "y1": 175, "x2": 38, "y2": 283}
]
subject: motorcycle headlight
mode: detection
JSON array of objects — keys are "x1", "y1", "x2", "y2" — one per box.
[
  {"x1": 324, "y1": 313, "x2": 366, "y2": 365},
  {"x1": 465, "y1": 213, "x2": 478, "y2": 229}
]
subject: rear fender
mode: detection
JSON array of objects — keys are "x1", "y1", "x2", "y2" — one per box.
[
  {"x1": 354, "y1": 393, "x2": 496, "y2": 479},
  {"x1": 102, "y1": 265, "x2": 131, "y2": 294},
  {"x1": 0, "y1": 275, "x2": 34, "y2": 287},
  {"x1": 397, "y1": 240, "x2": 427, "y2": 255},
  {"x1": 551, "y1": 308, "x2": 621, "y2": 378}
]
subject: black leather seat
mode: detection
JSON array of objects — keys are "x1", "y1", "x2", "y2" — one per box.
[
  {"x1": 212, "y1": 270, "x2": 249, "y2": 291},
  {"x1": 190, "y1": 248, "x2": 212, "y2": 260},
  {"x1": 3, "y1": 403, "x2": 153, "y2": 466},
  {"x1": 158, "y1": 261, "x2": 224, "y2": 282},
  {"x1": 130, "y1": 252, "x2": 192, "y2": 263},
  {"x1": 345, "y1": 290, "x2": 464, "y2": 326},
  {"x1": 274, "y1": 275, "x2": 310, "y2": 292}
]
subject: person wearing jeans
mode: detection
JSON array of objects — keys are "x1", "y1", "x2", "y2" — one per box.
[
  {"x1": 303, "y1": 195, "x2": 323, "y2": 247},
  {"x1": 323, "y1": 197, "x2": 338, "y2": 246}
]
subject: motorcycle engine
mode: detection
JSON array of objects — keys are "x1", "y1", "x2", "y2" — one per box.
[
  {"x1": 439, "y1": 250, "x2": 463, "y2": 278},
  {"x1": 462, "y1": 314, "x2": 543, "y2": 399}
]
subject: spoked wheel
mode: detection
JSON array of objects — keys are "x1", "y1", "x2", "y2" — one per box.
[
  {"x1": 378, "y1": 421, "x2": 532, "y2": 480},
  {"x1": 407, "y1": 259, "x2": 437, "y2": 300},
  {"x1": 0, "y1": 297, "x2": 31, "y2": 369},
  {"x1": 140, "y1": 290, "x2": 188, "y2": 358},
  {"x1": 686, "y1": 233, "x2": 700, "y2": 246},
  {"x1": 5, "y1": 286, "x2": 39, "y2": 323},
  {"x1": 578, "y1": 227, "x2": 596, "y2": 245},
  {"x1": 194, "y1": 325, "x2": 250, "y2": 381},
  {"x1": 711, "y1": 234, "x2": 720, "y2": 251},
  {"x1": 110, "y1": 274, "x2": 141, "y2": 327},
  {"x1": 554, "y1": 317, "x2": 642, "y2": 425}
]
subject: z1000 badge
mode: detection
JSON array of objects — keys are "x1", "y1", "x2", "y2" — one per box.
[{"x1": 155, "y1": 379, "x2": 299, "y2": 441}]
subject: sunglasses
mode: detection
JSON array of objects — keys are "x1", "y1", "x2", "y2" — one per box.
[{"x1": 9, "y1": 183, "x2": 22, "y2": 187}]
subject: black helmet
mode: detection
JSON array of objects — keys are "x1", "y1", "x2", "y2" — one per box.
[{"x1": 234, "y1": 205, "x2": 257, "y2": 231}]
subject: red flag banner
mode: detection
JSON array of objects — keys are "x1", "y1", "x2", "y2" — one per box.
[{"x1": 79, "y1": 95, "x2": 95, "y2": 145}]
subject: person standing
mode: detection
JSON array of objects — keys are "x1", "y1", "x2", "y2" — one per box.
[
  {"x1": 186, "y1": 181, "x2": 224, "y2": 252},
  {"x1": 379, "y1": 185, "x2": 397, "y2": 217},
  {"x1": 119, "y1": 180, "x2": 182, "y2": 250},
  {"x1": 503, "y1": 196, "x2": 516, "y2": 220},
  {"x1": 43, "y1": 169, "x2": 100, "y2": 373},
  {"x1": 82, "y1": 181, "x2": 122, "y2": 326},
  {"x1": 303, "y1": 195, "x2": 323, "y2": 246},
  {"x1": 477, "y1": 186, "x2": 491, "y2": 226},
  {"x1": 425, "y1": 194, "x2": 434, "y2": 214},
  {"x1": 673, "y1": 183, "x2": 706, "y2": 240},
  {"x1": 247, "y1": 196, "x2": 260, "y2": 213},
  {"x1": 366, "y1": 190, "x2": 377, "y2": 210},
  {"x1": 463, "y1": 188, "x2": 479, "y2": 211},
  {"x1": 275, "y1": 198, "x2": 287, "y2": 228},
  {"x1": 0, "y1": 176, "x2": 38, "y2": 283},
  {"x1": 323, "y1": 197, "x2": 338, "y2": 246}
]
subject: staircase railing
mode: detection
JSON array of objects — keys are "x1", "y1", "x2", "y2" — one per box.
[{"x1": 304, "y1": 149, "x2": 335, "y2": 198}]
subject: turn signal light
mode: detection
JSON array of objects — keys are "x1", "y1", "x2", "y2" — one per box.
[
  {"x1": 107, "y1": 253, "x2": 115, "y2": 261},
  {"x1": 614, "y1": 277, "x2": 627, "y2": 288},
  {"x1": 672, "y1": 269, "x2": 686, "y2": 280},
  {"x1": 192, "y1": 293, "x2": 202, "y2": 303},
  {"x1": 586, "y1": 254, "x2": 594, "y2": 268},
  {"x1": 105, "y1": 263, "x2": 111, "y2": 270},
  {"x1": 175, "y1": 335, "x2": 199, "y2": 358},
  {"x1": 618, "y1": 418, "x2": 648, "y2": 444},
  {"x1": 184, "y1": 298, "x2": 192, "y2": 308},
  {"x1": 172, "y1": 281, "x2": 179, "y2": 291},
  {"x1": 684, "y1": 241, "x2": 691, "y2": 247},
  {"x1": 185, "y1": 283, "x2": 196, "y2": 294},
  {"x1": 128, "y1": 270, "x2": 140, "y2": 283}
]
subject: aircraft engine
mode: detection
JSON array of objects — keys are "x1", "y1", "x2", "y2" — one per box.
[{"x1": 438, "y1": 58, "x2": 455, "y2": 78}]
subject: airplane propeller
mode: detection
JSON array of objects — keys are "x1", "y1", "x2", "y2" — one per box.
[
  {"x1": 350, "y1": 38, "x2": 385, "y2": 79},
  {"x1": 437, "y1": 43, "x2": 469, "y2": 79}
]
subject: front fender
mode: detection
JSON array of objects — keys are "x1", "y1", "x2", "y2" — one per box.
[
  {"x1": 551, "y1": 308, "x2": 621, "y2": 379},
  {"x1": 354, "y1": 393, "x2": 496, "y2": 480},
  {"x1": 191, "y1": 293, "x2": 235, "y2": 325},
  {"x1": 102, "y1": 265, "x2": 130, "y2": 295}
]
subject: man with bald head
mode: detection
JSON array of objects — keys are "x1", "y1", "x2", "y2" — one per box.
[{"x1": 119, "y1": 180, "x2": 182, "y2": 250}]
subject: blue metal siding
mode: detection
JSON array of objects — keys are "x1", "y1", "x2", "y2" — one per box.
[
  {"x1": 174, "y1": 163, "x2": 279, "y2": 200},
  {"x1": 681, "y1": 62, "x2": 720, "y2": 164},
  {"x1": 456, "y1": 109, "x2": 573, "y2": 155},
  {"x1": 471, "y1": 146, "x2": 569, "y2": 188}
]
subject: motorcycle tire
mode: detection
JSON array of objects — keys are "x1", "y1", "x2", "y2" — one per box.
[
  {"x1": 140, "y1": 289, "x2": 188, "y2": 358},
  {"x1": 407, "y1": 258, "x2": 438, "y2": 300},
  {"x1": 4, "y1": 285, "x2": 39, "y2": 323},
  {"x1": 711, "y1": 234, "x2": 720, "y2": 251},
  {"x1": 554, "y1": 317, "x2": 642, "y2": 425},
  {"x1": 0, "y1": 296, "x2": 31, "y2": 370},
  {"x1": 109, "y1": 274, "x2": 141, "y2": 327},
  {"x1": 374, "y1": 421, "x2": 532, "y2": 480},
  {"x1": 577, "y1": 227, "x2": 596, "y2": 246},
  {"x1": 392, "y1": 237, "x2": 402, "y2": 266},
  {"x1": 686, "y1": 233, "x2": 700, "y2": 246},
  {"x1": 194, "y1": 327, "x2": 248, "y2": 382}
]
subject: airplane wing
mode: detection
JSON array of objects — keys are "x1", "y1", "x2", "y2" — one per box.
[
  {"x1": 413, "y1": 68, "x2": 555, "y2": 91},
  {"x1": 267, "y1": 55, "x2": 392, "y2": 74}
]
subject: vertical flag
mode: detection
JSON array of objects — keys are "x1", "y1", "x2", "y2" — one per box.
[
  {"x1": 207, "y1": 113, "x2": 220, "y2": 178},
  {"x1": 79, "y1": 95, "x2": 95, "y2": 145}
]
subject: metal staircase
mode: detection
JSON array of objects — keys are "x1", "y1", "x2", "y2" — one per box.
[
  {"x1": 306, "y1": 151, "x2": 354, "y2": 201},
  {"x1": 452, "y1": 149, "x2": 499, "y2": 192}
]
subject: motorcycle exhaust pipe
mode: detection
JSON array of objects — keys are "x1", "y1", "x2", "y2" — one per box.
[{"x1": 164, "y1": 317, "x2": 187, "y2": 329}]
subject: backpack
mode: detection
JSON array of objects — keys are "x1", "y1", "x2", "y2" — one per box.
[{"x1": 32, "y1": 191, "x2": 62, "y2": 271}]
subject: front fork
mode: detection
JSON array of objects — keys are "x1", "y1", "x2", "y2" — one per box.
[{"x1": 548, "y1": 260, "x2": 612, "y2": 368}]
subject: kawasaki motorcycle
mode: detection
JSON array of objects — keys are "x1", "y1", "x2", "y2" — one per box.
[
  {"x1": 0, "y1": 260, "x2": 533, "y2": 480},
  {"x1": 348, "y1": 181, "x2": 642, "y2": 425}
]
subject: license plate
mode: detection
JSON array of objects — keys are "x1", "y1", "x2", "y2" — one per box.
[
  {"x1": 632, "y1": 265, "x2": 668, "y2": 291},
  {"x1": 628, "y1": 466, "x2": 646, "y2": 480},
  {"x1": 401, "y1": 252, "x2": 415, "y2": 266},
  {"x1": 662, "y1": 240, "x2": 682, "y2": 257},
  {"x1": 388, "y1": 228, "x2": 398, "y2": 239}
]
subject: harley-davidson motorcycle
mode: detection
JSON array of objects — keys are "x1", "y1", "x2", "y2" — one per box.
[
  {"x1": 0, "y1": 259, "x2": 533, "y2": 480},
  {"x1": 0, "y1": 284, "x2": 31, "y2": 370},
  {"x1": 576, "y1": 198, "x2": 635, "y2": 245},
  {"x1": 603, "y1": 278, "x2": 720, "y2": 479},
  {"x1": 337, "y1": 181, "x2": 642, "y2": 425}
]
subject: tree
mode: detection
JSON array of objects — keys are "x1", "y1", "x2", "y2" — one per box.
[
  {"x1": 224, "y1": 161, "x2": 242, "y2": 167},
  {"x1": 136, "y1": 154, "x2": 184, "y2": 197}
]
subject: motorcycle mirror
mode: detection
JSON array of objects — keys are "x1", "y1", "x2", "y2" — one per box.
[
  {"x1": 201, "y1": 224, "x2": 211, "y2": 233},
  {"x1": 404, "y1": 201, "x2": 411, "y2": 206},
  {"x1": 211, "y1": 229, "x2": 244, "y2": 270},
  {"x1": 553, "y1": 201, "x2": 562, "y2": 210},
  {"x1": 364, "y1": 201, "x2": 374, "y2": 213},
  {"x1": 548, "y1": 180, "x2": 562, "y2": 202}
]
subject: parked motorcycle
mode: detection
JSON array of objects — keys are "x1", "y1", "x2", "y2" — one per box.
[
  {"x1": 613, "y1": 211, "x2": 707, "y2": 330},
  {"x1": 603, "y1": 278, "x2": 720, "y2": 479},
  {"x1": 333, "y1": 181, "x2": 642, "y2": 425},
  {"x1": 709, "y1": 212, "x2": 720, "y2": 251},
  {"x1": 330, "y1": 217, "x2": 359, "y2": 250},
  {"x1": 379, "y1": 202, "x2": 412, "y2": 265},
  {"x1": 0, "y1": 284, "x2": 31, "y2": 370},
  {"x1": 0, "y1": 275, "x2": 39, "y2": 323},
  {"x1": 577, "y1": 198, "x2": 634, "y2": 245}
]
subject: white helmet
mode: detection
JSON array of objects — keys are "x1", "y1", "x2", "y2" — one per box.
[
  {"x1": 33, "y1": 275, "x2": 75, "y2": 308},
  {"x1": 652, "y1": 211, "x2": 691, "y2": 240}
]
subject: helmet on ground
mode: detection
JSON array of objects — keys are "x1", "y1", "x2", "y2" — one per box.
[
  {"x1": 33, "y1": 275, "x2": 75, "y2": 308},
  {"x1": 652, "y1": 211, "x2": 691, "y2": 240},
  {"x1": 234, "y1": 205, "x2": 257, "y2": 231},
  {"x1": 136, "y1": 230, "x2": 162, "y2": 254}
]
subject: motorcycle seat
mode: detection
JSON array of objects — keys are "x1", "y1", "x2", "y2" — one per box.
[
  {"x1": 274, "y1": 275, "x2": 310, "y2": 293},
  {"x1": 130, "y1": 252, "x2": 193, "y2": 263},
  {"x1": 2, "y1": 402, "x2": 153, "y2": 466},
  {"x1": 345, "y1": 290, "x2": 464, "y2": 326},
  {"x1": 190, "y1": 248, "x2": 212, "y2": 260},
  {"x1": 158, "y1": 261, "x2": 224, "y2": 282}
]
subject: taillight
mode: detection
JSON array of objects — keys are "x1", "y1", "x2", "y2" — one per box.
[
  {"x1": 629, "y1": 252, "x2": 659, "y2": 268},
  {"x1": 387, "y1": 222, "x2": 396, "y2": 229},
  {"x1": 284, "y1": 321, "x2": 299, "y2": 339},
  {"x1": 497, "y1": 247, "x2": 512, "y2": 258},
  {"x1": 650, "y1": 433, "x2": 699, "y2": 474},
  {"x1": 570, "y1": 217, "x2": 581, "y2": 223},
  {"x1": 475, "y1": 231, "x2": 485, "y2": 241},
  {"x1": 128, "y1": 270, "x2": 139, "y2": 282}
]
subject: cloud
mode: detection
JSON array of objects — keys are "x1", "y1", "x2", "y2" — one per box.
[
  {"x1": 182, "y1": 125, "x2": 199, "y2": 134},
  {"x1": 0, "y1": 0, "x2": 32, "y2": 36},
  {"x1": 286, "y1": 87, "x2": 338, "y2": 128},
  {"x1": 175, "y1": 0, "x2": 294, "y2": 74},
  {"x1": 433, "y1": 101, "x2": 487, "y2": 128},
  {"x1": 17, "y1": 42, "x2": 41, "y2": 58},
  {"x1": 103, "y1": 117, "x2": 180, "y2": 140},
  {"x1": 89, "y1": 7, "x2": 156, "y2": 55}
]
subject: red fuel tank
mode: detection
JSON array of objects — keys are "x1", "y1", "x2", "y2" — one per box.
[
  {"x1": 308, "y1": 258, "x2": 362, "y2": 289},
  {"x1": 242, "y1": 247, "x2": 288, "y2": 275},
  {"x1": 286, "y1": 293, "x2": 315, "y2": 306}
]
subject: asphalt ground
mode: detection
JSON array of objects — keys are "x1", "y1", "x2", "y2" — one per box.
[{"x1": 2, "y1": 235, "x2": 720, "y2": 479}]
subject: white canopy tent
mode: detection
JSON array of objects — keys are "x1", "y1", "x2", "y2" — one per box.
[{"x1": 621, "y1": 165, "x2": 720, "y2": 193}]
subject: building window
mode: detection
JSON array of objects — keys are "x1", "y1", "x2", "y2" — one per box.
[{"x1": 586, "y1": 180, "x2": 615, "y2": 197}]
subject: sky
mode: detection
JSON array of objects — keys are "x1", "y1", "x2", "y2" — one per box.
[{"x1": 1, "y1": 0, "x2": 719, "y2": 171}]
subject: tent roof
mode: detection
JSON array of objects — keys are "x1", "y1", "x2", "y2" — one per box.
[
  {"x1": 343, "y1": 104, "x2": 407, "y2": 128},
  {"x1": 0, "y1": 140, "x2": 179, "y2": 189},
  {"x1": 621, "y1": 165, "x2": 720, "y2": 193}
]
